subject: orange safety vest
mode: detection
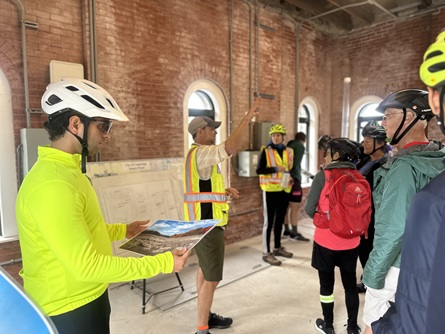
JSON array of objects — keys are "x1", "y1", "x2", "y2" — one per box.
[
  {"x1": 183, "y1": 145, "x2": 229, "y2": 227},
  {"x1": 259, "y1": 146, "x2": 293, "y2": 192}
]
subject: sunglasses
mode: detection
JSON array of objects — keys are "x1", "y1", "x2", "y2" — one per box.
[
  {"x1": 92, "y1": 119, "x2": 113, "y2": 134},
  {"x1": 382, "y1": 111, "x2": 405, "y2": 121}
]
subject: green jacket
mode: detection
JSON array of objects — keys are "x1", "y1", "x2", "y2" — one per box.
[
  {"x1": 16, "y1": 146, "x2": 174, "y2": 316},
  {"x1": 362, "y1": 141, "x2": 445, "y2": 289},
  {"x1": 287, "y1": 139, "x2": 305, "y2": 181}
]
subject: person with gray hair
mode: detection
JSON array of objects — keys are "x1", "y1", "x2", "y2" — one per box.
[
  {"x1": 371, "y1": 29, "x2": 445, "y2": 334},
  {"x1": 361, "y1": 88, "x2": 445, "y2": 334}
]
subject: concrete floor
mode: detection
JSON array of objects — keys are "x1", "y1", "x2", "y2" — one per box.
[{"x1": 109, "y1": 218, "x2": 365, "y2": 334}]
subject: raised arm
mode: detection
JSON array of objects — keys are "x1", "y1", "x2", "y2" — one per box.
[{"x1": 224, "y1": 98, "x2": 261, "y2": 156}]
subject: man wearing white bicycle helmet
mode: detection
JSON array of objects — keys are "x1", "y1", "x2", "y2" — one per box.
[{"x1": 16, "y1": 78, "x2": 189, "y2": 334}]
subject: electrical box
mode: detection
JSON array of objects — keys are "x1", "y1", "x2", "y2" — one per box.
[
  {"x1": 254, "y1": 122, "x2": 273, "y2": 150},
  {"x1": 238, "y1": 151, "x2": 261, "y2": 177},
  {"x1": 20, "y1": 128, "x2": 50, "y2": 178}
]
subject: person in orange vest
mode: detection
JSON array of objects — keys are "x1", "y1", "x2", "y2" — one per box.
[
  {"x1": 256, "y1": 124, "x2": 294, "y2": 266},
  {"x1": 184, "y1": 99, "x2": 261, "y2": 334}
]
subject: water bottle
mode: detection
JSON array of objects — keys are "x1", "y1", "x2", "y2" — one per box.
[{"x1": 280, "y1": 171, "x2": 290, "y2": 188}]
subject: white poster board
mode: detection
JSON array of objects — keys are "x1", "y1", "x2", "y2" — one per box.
[{"x1": 88, "y1": 158, "x2": 184, "y2": 256}]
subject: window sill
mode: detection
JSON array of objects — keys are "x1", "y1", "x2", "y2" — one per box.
[{"x1": 0, "y1": 235, "x2": 19, "y2": 244}]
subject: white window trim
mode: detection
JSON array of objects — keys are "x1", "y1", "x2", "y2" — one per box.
[
  {"x1": 298, "y1": 96, "x2": 319, "y2": 187},
  {"x1": 183, "y1": 79, "x2": 229, "y2": 181},
  {"x1": 0, "y1": 70, "x2": 18, "y2": 238},
  {"x1": 349, "y1": 95, "x2": 383, "y2": 141}
]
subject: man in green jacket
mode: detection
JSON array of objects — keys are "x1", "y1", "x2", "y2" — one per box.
[
  {"x1": 361, "y1": 89, "x2": 445, "y2": 334},
  {"x1": 285, "y1": 132, "x2": 310, "y2": 241},
  {"x1": 16, "y1": 78, "x2": 189, "y2": 334}
]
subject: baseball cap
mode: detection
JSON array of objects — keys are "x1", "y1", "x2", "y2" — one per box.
[{"x1": 188, "y1": 116, "x2": 221, "y2": 135}]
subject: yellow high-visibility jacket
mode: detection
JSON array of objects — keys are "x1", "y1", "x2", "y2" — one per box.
[{"x1": 16, "y1": 146, "x2": 174, "y2": 316}]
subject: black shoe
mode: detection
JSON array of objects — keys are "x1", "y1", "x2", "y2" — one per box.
[
  {"x1": 283, "y1": 230, "x2": 291, "y2": 236},
  {"x1": 195, "y1": 332, "x2": 211, "y2": 334},
  {"x1": 346, "y1": 324, "x2": 361, "y2": 334},
  {"x1": 290, "y1": 232, "x2": 310, "y2": 241},
  {"x1": 315, "y1": 318, "x2": 335, "y2": 334},
  {"x1": 357, "y1": 282, "x2": 366, "y2": 293},
  {"x1": 208, "y1": 312, "x2": 232, "y2": 329}
]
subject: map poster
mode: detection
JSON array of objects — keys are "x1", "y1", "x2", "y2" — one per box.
[{"x1": 119, "y1": 219, "x2": 221, "y2": 256}]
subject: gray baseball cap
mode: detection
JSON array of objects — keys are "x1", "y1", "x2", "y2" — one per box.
[{"x1": 188, "y1": 116, "x2": 221, "y2": 135}]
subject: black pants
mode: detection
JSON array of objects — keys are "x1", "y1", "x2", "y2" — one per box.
[
  {"x1": 313, "y1": 243, "x2": 359, "y2": 328},
  {"x1": 50, "y1": 290, "x2": 111, "y2": 334},
  {"x1": 262, "y1": 190, "x2": 290, "y2": 253}
]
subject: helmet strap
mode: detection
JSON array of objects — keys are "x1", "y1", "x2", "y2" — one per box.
[
  {"x1": 66, "y1": 118, "x2": 90, "y2": 174},
  {"x1": 438, "y1": 86, "x2": 445, "y2": 135},
  {"x1": 389, "y1": 108, "x2": 420, "y2": 145},
  {"x1": 369, "y1": 139, "x2": 385, "y2": 155}
]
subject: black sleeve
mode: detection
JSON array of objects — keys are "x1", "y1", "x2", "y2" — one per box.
[{"x1": 256, "y1": 149, "x2": 277, "y2": 175}]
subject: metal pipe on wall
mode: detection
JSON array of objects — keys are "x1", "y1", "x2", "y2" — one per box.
[
  {"x1": 242, "y1": 0, "x2": 255, "y2": 150},
  {"x1": 292, "y1": 1, "x2": 369, "y2": 133},
  {"x1": 341, "y1": 77, "x2": 351, "y2": 137},
  {"x1": 9, "y1": 0, "x2": 31, "y2": 128},
  {"x1": 88, "y1": 0, "x2": 98, "y2": 83}
]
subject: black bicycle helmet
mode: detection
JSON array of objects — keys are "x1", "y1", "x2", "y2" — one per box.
[
  {"x1": 318, "y1": 135, "x2": 333, "y2": 150},
  {"x1": 376, "y1": 89, "x2": 433, "y2": 145},
  {"x1": 362, "y1": 121, "x2": 387, "y2": 140},
  {"x1": 325, "y1": 138, "x2": 360, "y2": 163}
]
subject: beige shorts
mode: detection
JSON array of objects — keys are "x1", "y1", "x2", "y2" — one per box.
[{"x1": 362, "y1": 266, "x2": 400, "y2": 327}]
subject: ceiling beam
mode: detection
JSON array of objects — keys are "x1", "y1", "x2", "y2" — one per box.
[
  {"x1": 327, "y1": 0, "x2": 375, "y2": 24},
  {"x1": 285, "y1": 0, "x2": 354, "y2": 30}
]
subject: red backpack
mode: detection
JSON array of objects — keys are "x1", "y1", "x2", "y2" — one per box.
[{"x1": 313, "y1": 168, "x2": 371, "y2": 238}]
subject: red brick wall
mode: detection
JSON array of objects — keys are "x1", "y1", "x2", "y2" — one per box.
[{"x1": 1, "y1": 1, "x2": 444, "y2": 281}]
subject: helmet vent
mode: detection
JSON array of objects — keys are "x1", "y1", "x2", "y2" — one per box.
[
  {"x1": 106, "y1": 98, "x2": 115, "y2": 108},
  {"x1": 425, "y1": 50, "x2": 443, "y2": 61},
  {"x1": 81, "y1": 95, "x2": 104, "y2": 109},
  {"x1": 65, "y1": 85, "x2": 79, "y2": 92},
  {"x1": 46, "y1": 94, "x2": 62, "y2": 106},
  {"x1": 429, "y1": 62, "x2": 445, "y2": 73}
]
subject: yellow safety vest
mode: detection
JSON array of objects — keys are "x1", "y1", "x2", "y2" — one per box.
[
  {"x1": 259, "y1": 146, "x2": 293, "y2": 192},
  {"x1": 183, "y1": 145, "x2": 229, "y2": 227}
]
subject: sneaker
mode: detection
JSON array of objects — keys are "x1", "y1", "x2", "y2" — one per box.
[
  {"x1": 357, "y1": 282, "x2": 366, "y2": 293},
  {"x1": 346, "y1": 324, "x2": 361, "y2": 334},
  {"x1": 208, "y1": 312, "x2": 232, "y2": 329},
  {"x1": 290, "y1": 232, "x2": 310, "y2": 241},
  {"x1": 283, "y1": 230, "x2": 291, "y2": 236},
  {"x1": 273, "y1": 246, "x2": 293, "y2": 258},
  {"x1": 315, "y1": 318, "x2": 335, "y2": 334},
  {"x1": 262, "y1": 253, "x2": 281, "y2": 266}
]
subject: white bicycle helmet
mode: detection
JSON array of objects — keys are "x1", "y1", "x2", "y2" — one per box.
[{"x1": 41, "y1": 78, "x2": 129, "y2": 121}]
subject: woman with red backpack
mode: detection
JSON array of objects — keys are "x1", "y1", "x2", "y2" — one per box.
[{"x1": 305, "y1": 138, "x2": 365, "y2": 334}]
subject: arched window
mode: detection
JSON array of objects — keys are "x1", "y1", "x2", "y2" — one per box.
[
  {"x1": 188, "y1": 91, "x2": 215, "y2": 118},
  {"x1": 298, "y1": 105, "x2": 310, "y2": 184},
  {"x1": 356, "y1": 103, "x2": 381, "y2": 142},
  {"x1": 183, "y1": 79, "x2": 228, "y2": 179}
]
